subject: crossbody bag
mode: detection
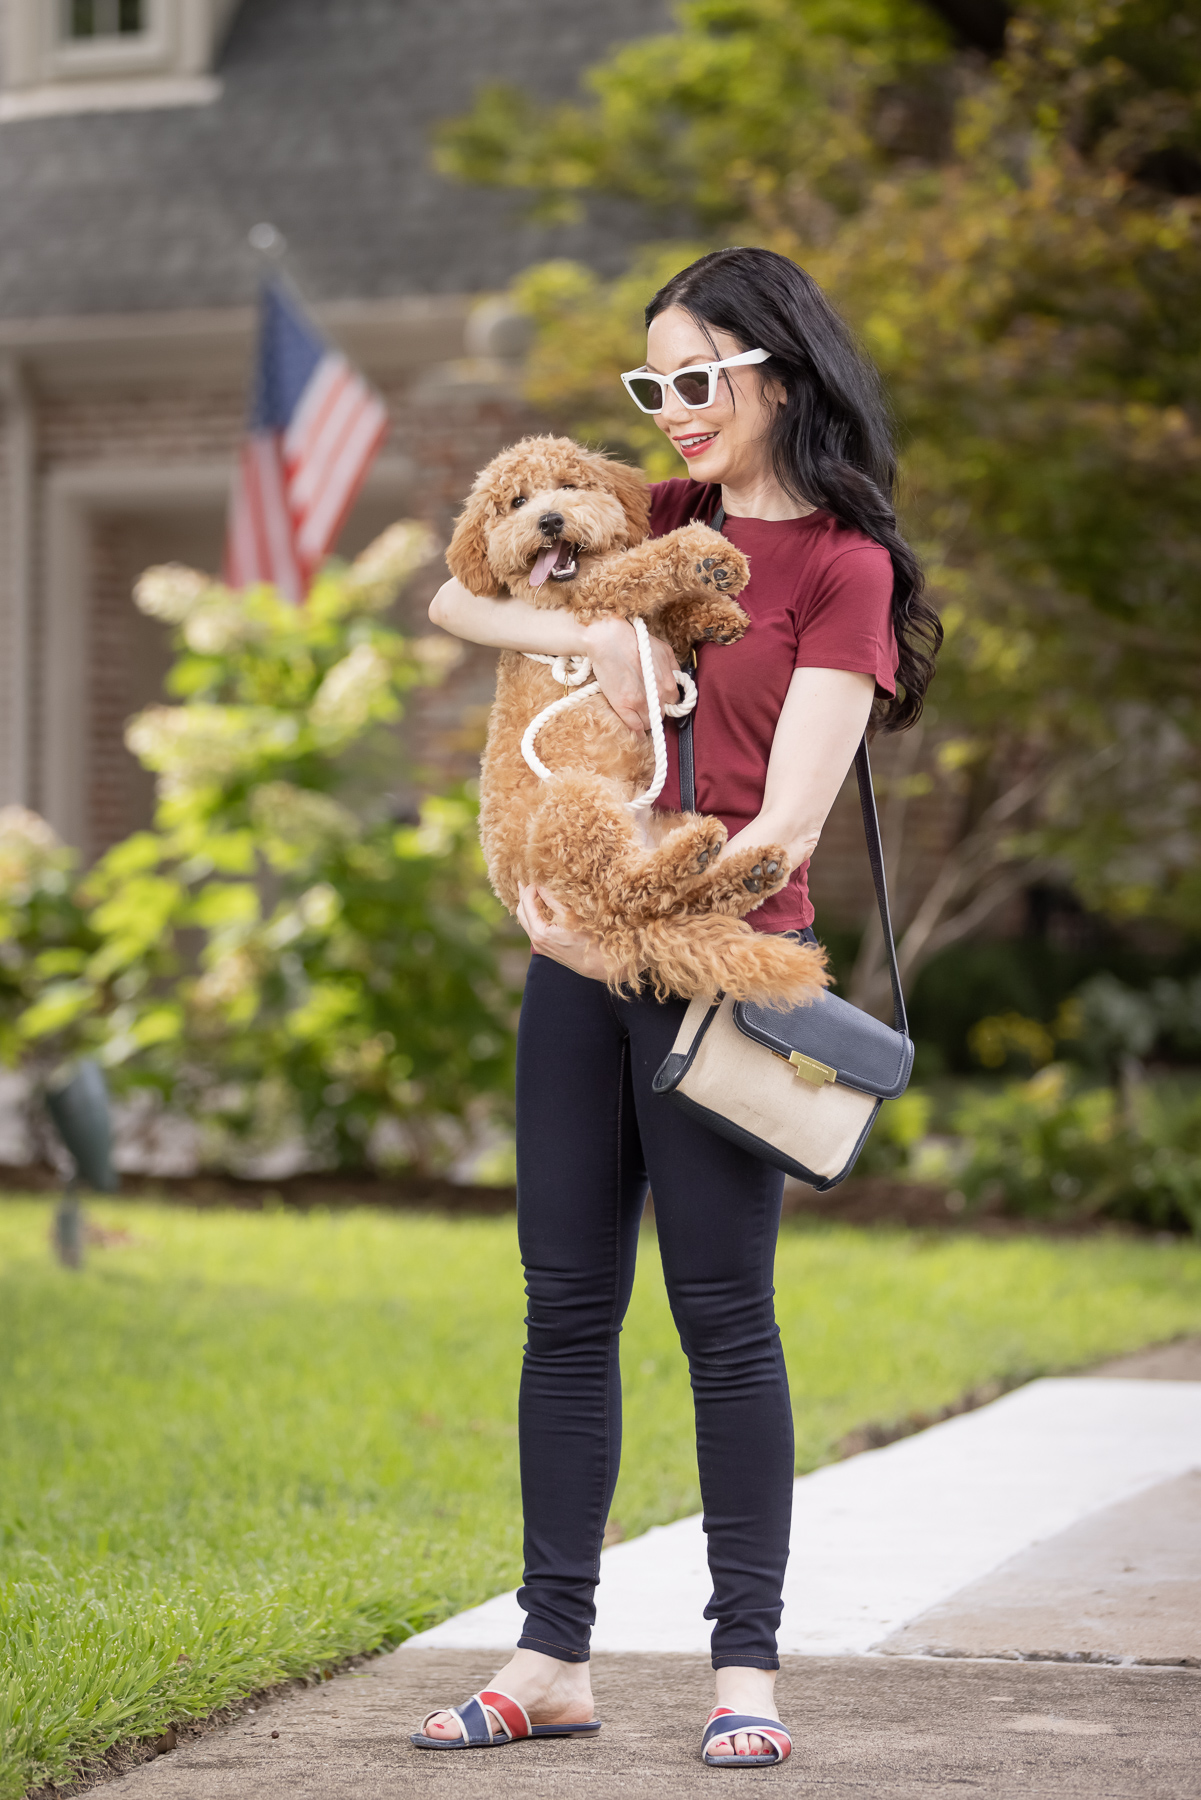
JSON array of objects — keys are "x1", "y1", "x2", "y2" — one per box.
[{"x1": 651, "y1": 507, "x2": 913, "y2": 1190}]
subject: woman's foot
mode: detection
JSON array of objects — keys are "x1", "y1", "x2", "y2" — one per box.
[
  {"x1": 707, "y1": 1666, "x2": 781, "y2": 1759},
  {"x1": 419, "y1": 1647, "x2": 595, "y2": 1743}
]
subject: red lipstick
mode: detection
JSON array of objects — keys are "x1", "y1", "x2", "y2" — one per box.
[{"x1": 675, "y1": 432, "x2": 718, "y2": 460}]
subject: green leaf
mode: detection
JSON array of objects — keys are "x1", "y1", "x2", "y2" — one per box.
[
  {"x1": 18, "y1": 980, "x2": 96, "y2": 1041},
  {"x1": 188, "y1": 884, "x2": 261, "y2": 932}
]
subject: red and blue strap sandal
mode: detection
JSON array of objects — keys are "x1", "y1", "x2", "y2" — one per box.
[
  {"x1": 702, "y1": 1705, "x2": 792, "y2": 1767},
  {"x1": 411, "y1": 1686, "x2": 602, "y2": 1751}
]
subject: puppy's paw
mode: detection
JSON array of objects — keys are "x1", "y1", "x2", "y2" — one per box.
[
  {"x1": 672, "y1": 524, "x2": 751, "y2": 597},
  {"x1": 689, "y1": 825, "x2": 727, "y2": 874},
  {"x1": 634, "y1": 816, "x2": 729, "y2": 913},
  {"x1": 697, "y1": 597, "x2": 750, "y2": 646},
  {"x1": 739, "y1": 848, "x2": 789, "y2": 904},
  {"x1": 742, "y1": 860, "x2": 772, "y2": 895},
  {"x1": 678, "y1": 845, "x2": 791, "y2": 916}
]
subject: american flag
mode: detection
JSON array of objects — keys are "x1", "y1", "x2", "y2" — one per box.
[{"x1": 225, "y1": 280, "x2": 389, "y2": 601}]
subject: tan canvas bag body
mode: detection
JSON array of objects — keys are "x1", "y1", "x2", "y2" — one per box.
[{"x1": 651, "y1": 502, "x2": 913, "y2": 1190}]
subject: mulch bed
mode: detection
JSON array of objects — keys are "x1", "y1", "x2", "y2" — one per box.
[
  {"x1": 0, "y1": 1164, "x2": 1155, "y2": 1235},
  {"x1": 0, "y1": 1163, "x2": 516, "y2": 1216},
  {"x1": 778, "y1": 1176, "x2": 1116, "y2": 1235}
]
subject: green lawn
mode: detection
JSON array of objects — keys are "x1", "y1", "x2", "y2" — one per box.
[{"x1": 2, "y1": 1199, "x2": 1200, "y2": 1797}]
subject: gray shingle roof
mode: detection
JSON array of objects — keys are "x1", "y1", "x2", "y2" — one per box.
[{"x1": 0, "y1": 0, "x2": 673, "y2": 319}]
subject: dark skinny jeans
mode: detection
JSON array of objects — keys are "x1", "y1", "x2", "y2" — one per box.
[{"x1": 514, "y1": 950, "x2": 800, "y2": 1670}]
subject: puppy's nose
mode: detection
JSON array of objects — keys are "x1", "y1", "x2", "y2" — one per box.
[{"x1": 538, "y1": 511, "x2": 565, "y2": 537}]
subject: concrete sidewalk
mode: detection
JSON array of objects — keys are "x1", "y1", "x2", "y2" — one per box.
[
  {"x1": 101, "y1": 1339, "x2": 1201, "y2": 1799},
  {"x1": 102, "y1": 1649, "x2": 1200, "y2": 1800}
]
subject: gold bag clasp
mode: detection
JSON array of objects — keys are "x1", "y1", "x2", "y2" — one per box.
[{"x1": 788, "y1": 1050, "x2": 836, "y2": 1086}]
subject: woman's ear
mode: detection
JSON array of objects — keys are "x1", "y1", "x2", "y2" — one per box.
[
  {"x1": 604, "y1": 459, "x2": 651, "y2": 544},
  {"x1": 446, "y1": 489, "x2": 502, "y2": 595}
]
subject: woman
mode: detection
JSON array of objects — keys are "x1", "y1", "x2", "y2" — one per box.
[{"x1": 413, "y1": 247, "x2": 939, "y2": 1766}]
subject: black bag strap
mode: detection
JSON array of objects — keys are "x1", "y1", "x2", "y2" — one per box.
[
  {"x1": 851, "y1": 737, "x2": 908, "y2": 1036},
  {"x1": 673, "y1": 490, "x2": 723, "y2": 821},
  {"x1": 676, "y1": 500, "x2": 908, "y2": 1036}
]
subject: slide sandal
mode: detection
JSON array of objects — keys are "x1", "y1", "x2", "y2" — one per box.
[
  {"x1": 702, "y1": 1706, "x2": 792, "y2": 1767},
  {"x1": 411, "y1": 1687, "x2": 602, "y2": 1751}
]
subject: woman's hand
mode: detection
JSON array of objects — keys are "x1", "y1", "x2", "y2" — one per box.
[
  {"x1": 580, "y1": 617, "x2": 682, "y2": 735},
  {"x1": 516, "y1": 883, "x2": 610, "y2": 982}
]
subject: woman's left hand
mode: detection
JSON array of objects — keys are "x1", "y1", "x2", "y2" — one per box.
[{"x1": 516, "y1": 883, "x2": 609, "y2": 982}]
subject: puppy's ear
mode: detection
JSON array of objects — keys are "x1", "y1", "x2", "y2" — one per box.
[
  {"x1": 604, "y1": 459, "x2": 651, "y2": 544},
  {"x1": 446, "y1": 489, "x2": 502, "y2": 595}
]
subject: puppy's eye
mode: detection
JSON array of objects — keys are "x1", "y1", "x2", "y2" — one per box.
[
  {"x1": 510, "y1": 495, "x2": 527, "y2": 509},
  {"x1": 560, "y1": 484, "x2": 577, "y2": 491}
]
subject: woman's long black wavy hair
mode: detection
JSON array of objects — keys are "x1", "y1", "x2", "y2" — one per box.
[{"x1": 646, "y1": 247, "x2": 940, "y2": 731}]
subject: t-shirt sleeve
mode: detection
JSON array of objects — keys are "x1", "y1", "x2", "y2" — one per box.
[
  {"x1": 648, "y1": 478, "x2": 712, "y2": 539},
  {"x1": 794, "y1": 544, "x2": 898, "y2": 696}
]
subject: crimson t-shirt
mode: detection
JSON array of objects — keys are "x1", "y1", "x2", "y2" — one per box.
[{"x1": 649, "y1": 479, "x2": 898, "y2": 932}]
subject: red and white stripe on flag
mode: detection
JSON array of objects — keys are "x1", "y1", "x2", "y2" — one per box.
[
  {"x1": 225, "y1": 350, "x2": 388, "y2": 602},
  {"x1": 226, "y1": 435, "x2": 304, "y2": 602},
  {"x1": 283, "y1": 352, "x2": 389, "y2": 574}
]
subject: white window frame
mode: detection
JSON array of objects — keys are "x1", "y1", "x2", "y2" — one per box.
[
  {"x1": 0, "y1": 0, "x2": 239, "y2": 119},
  {"x1": 50, "y1": 2, "x2": 170, "y2": 83}
]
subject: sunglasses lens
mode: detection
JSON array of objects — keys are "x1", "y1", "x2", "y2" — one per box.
[
  {"x1": 673, "y1": 370, "x2": 712, "y2": 408},
  {"x1": 628, "y1": 376, "x2": 666, "y2": 412}
]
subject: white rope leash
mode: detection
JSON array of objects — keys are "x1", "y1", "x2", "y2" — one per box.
[
  {"x1": 630, "y1": 616, "x2": 695, "y2": 809},
  {"x1": 521, "y1": 651, "x2": 595, "y2": 688},
  {"x1": 518, "y1": 673, "x2": 603, "y2": 783},
  {"x1": 521, "y1": 620, "x2": 696, "y2": 808}
]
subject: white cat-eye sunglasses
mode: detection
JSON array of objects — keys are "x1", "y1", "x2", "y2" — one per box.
[{"x1": 620, "y1": 347, "x2": 771, "y2": 414}]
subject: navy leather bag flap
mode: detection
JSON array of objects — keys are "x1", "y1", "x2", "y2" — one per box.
[{"x1": 733, "y1": 992, "x2": 913, "y2": 1100}]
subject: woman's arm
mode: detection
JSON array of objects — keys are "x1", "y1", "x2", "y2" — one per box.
[
  {"x1": 725, "y1": 667, "x2": 876, "y2": 867},
  {"x1": 428, "y1": 577, "x2": 680, "y2": 735},
  {"x1": 429, "y1": 578, "x2": 591, "y2": 657}
]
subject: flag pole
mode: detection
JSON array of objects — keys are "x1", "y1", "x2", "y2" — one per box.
[{"x1": 246, "y1": 221, "x2": 312, "y2": 313}]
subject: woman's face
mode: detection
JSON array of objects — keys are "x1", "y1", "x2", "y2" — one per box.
[{"x1": 644, "y1": 305, "x2": 786, "y2": 489}]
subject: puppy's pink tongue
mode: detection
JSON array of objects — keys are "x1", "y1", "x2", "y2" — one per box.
[{"x1": 528, "y1": 539, "x2": 563, "y2": 588}]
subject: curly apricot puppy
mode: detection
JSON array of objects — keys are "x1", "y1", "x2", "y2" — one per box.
[{"x1": 447, "y1": 435, "x2": 828, "y2": 1005}]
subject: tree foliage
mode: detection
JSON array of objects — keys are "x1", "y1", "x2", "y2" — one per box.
[
  {"x1": 441, "y1": 0, "x2": 1201, "y2": 1006},
  {"x1": 5, "y1": 531, "x2": 520, "y2": 1173},
  {"x1": 434, "y1": 0, "x2": 955, "y2": 228}
]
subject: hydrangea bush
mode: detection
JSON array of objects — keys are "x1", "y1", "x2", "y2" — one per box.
[{"x1": 9, "y1": 527, "x2": 521, "y2": 1174}]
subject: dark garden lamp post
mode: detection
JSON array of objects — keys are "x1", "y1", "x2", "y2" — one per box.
[{"x1": 44, "y1": 1060, "x2": 118, "y2": 1268}]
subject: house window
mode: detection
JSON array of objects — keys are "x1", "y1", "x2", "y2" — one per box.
[
  {"x1": 1, "y1": 0, "x2": 236, "y2": 120},
  {"x1": 63, "y1": 1, "x2": 147, "y2": 38}
]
